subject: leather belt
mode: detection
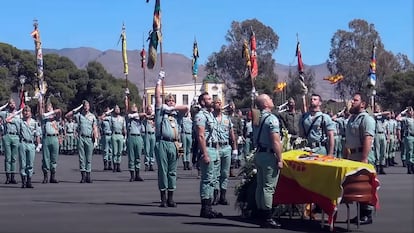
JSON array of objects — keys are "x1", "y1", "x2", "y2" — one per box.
[
  {"x1": 81, "y1": 134, "x2": 91, "y2": 138},
  {"x1": 130, "y1": 133, "x2": 141, "y2": 136},
  {"x1": 6, "y1": 132, "x2": 18, "y2": 135},
  {"x1": 114, "y1": 132, "x2": 122, "y2": 135},
  {"x1": 105, "y1": 133, "x2": 112, "y2": 136},
  {"x1": 146, "y1": 132, "x2": 155, "y2": 135},
  {"x1": 157, "y1": 136, "x2": 178, "y2": 142},
  {"x1": 257, "y1": 147, "x2": 275, "y2": 153},
  {"x1": 183, "y1": 132, "x2": 192, "y2": 135},
  {"x1": 349, "y1": 147, "x2": 363, "y2": 153},
  {"x1": 46, "y1": 134, "x2": 58, "y2": 137},
  {"x1": 376, "y1": 132, "x2": 385, "y2": 134},
  {"x1": 307, "y1": 142, "x2": 325, "y2": 148},
  {"x1": 206, "y1": 142, "x2": 229, "y2": 148},
  {"x1": 21, "y1": 139, "x2": 34, "y2": 143}
]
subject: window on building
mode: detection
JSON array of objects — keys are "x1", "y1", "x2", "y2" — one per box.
[
  {"x1": 150, "y1": 94, "x2": 154, "y2": 105},
  {"x1": 212, "y1": 94, "x2": 218, "y2": 100},
  {"x1": 183, "y1": 94, "x2": 188, "y2": 105},
  {"x1": 173, "y1": 94, "x2": 177, "y2": 102}
]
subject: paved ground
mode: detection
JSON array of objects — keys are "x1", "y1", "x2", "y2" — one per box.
[{"x1": 0, "y1": 152, "x2": 413, "y2": 233}]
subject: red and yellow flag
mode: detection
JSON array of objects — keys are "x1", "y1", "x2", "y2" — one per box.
[
  {"x1": 323, "y1": 74, "x2": 344, "y2": 84},
  {"x1": 250, "y1": 31, "x2": 258, "y2": 79},
  {"x1": 147, "y1": 0, "x2": 161, "y2": 69}
]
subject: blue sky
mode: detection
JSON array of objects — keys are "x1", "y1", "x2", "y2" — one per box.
[{"x1": 1, "y1": 0, "x2": 412, "y2": 66}]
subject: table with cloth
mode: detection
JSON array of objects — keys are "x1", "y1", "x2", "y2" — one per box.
[{"x1": 273, "y1": 150, "x2": 380, "y2": 230}]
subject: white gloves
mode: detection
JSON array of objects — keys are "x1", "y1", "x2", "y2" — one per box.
[
  {"x1": 162, "y1": 104, "x2": 174, "y2": 111},
  {"x1": 0, "y1": 103, "x2": 8, "y2": 111},
  {"x1": 43, "y1": 111, "x2": 55, "y2": 117},
  {"x1": 401, "y1": 108, "x2": 408, "y2": 115},
  {"x1": 36, "y1": 144, "x2": 42, "y2": 152},
  {"x1": 14, "y1": 108, "x2": 23, "y2": 116},
  {"x1": 93, "y1": 140, "x2": 98, "y2": 148},
  {"x1": 72, "y1": 104, "x2": 83, "y2": 113},
  {"x1": 237, "y1": 136, "x2": 244, "y2": 144},
  {"x1": 157, "y1": 71, "x2": 165, "y2": 85},
  {"x1": 232, "y1": 150, "x2": 238, "y2": 157},
  {"x1": 125, "y1": 88, "x2": 130, "y2": 95},
  {"x1": 105, "y1": 108, "x2": 114, "y2": 115},
  {"x1": 128, "y1": 112, "x2": 139, "y2": 118},
  {"x1": 251, "y1": 87, "x2": 258, "y2": 97}
]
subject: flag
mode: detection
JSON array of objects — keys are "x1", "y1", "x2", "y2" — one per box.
[
  {"x1": 19, "y1": 88, "x2": 25, "y2": 109},
  {"x1": 119, "y1": 23, "x2": 128, "y2": 75},
  {"x1": 31, "y1": 22, "x2": 44, "y2": 80},
  {"x1": 242, "y1": 39, "x2": 251, "y2": 69},
  {"x1": 192, "y1": 39, "x2": 199, "y2": 79},
  {"x1": 250, "y1": 30, "x2": 258, "y2": 79},
  {"x1": 323, "y1": 74, "x2": 344, "y2": 84},
  {"x1": 274, "y1": 82, "x2": 287, "y2": 92},
  {"x1": 147, "y1": 0, "x2": 161, "y2": 69},
  {"x1": 296, "y1": 41, "x2": 307, "y2": 93},
  {"x1": 368, "y1": 44, "x2": 377, "y2": 87},
  {"x1": 140, "y1": 47, "x2": 146, "y2": 69}
]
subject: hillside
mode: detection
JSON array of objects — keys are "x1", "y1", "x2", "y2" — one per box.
[{"x1": 43, "y1": 48, "x2": 335, "y2": 99}]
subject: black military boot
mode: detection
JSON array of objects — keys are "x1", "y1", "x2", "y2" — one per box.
[
  {"x1": 379, "y1": 165, "x2": 386, "y2": 175},
  {"x1": 149, "y1": 165, "x2": 154, "y2": 171},
  {"x1": 10, "y1": 173, "x2": 18, "y2": 184},
  {"x1": 212, "y1": 189, "x2": 219, "y2": 205},
  {"x1": 200, "y1": 199, "x2": 215, "y2": 218},
  {"x1": 159, "y1": 191, "x2": 167, "y2": 207},
  {"x1": 113, "y1": 163, "x2": 117, "y2": 172},
  {"x1": 129, "y1": 171, "x2": 135, "y2": 182},
  {"x1": 86, "y1": 172, "x2": 92, "y2": 183},
  {"x1": 116, "y1": 163, "x2": 122, "y2": 172},
  {"x1": 408, "y1": 164, "x2": 413, "y2": 174},
  {"x1": 183, "y1": 162, "x2": 187, "y2": 170},
  {"x1": 50, "y1": 171, "x2": 59, "y2": 183},
  {"x1": 5, "y1": 173, "x2": 10, "y2": 184},
  {"x1": 107, "y1": 161, "x2": 112, "y2": 170},
  {"x1": 219, "y1": 189, "x2": 229, "y2": 205},
  {"x1": 103, "y1": 160, "x2": 108, "y2": 170},
  {"x1": 260, "y1": 209, "x2": 281, "y2": 228},
  {"x1": 42, "y1": 171, "x2": 48, "y2": 183},
  {"x1": 21, "y1": 175, "x2": 27, "y2": 188},
  {"x1": 26, "y1": 177, "x2": 34, "y2": 188},
  {"x1": 167, "y1": 191, "x2": 177, "y2": 207},
  {"x1": 80, "y1": 171, "x2": 86, "y2": 183},
  {"x1": 186, "y1": 161, "x2": 192, "y2": 170},
  {"x1": 134, "y1": 169, "x2": 144, "y2": 181}
]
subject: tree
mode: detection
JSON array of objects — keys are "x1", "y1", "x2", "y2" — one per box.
[
  {"x1": 327, "y1": 19, "x2": 413, "y2": 102},
  {"x1": 377, "y1": 71, "x2": 414, "y2": 111},
  {"x1": 205, "y1": 19, "x2": 279, "y2": 108}
]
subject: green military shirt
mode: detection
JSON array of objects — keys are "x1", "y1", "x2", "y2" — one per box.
[
  {"x1": 75, "y1": 112, "x2": 97, "y2": 137},
  {"x1": 42, "y1": 115, "x2": 59, "y2": 136},
  {"x1": 300, "y1": 111, "x2": 335, "y2": 144},
  {"x1": 155, "y1": 106, "x2": 183, "y2": 140},
  {"x1": 216, "y1": 114, "x2": 233, "y2": 144},
  {"x1": 19, "y1": 117, "x2": 41, "y2": 142},
  {"x1": 0, "y1": 111, "x2": 20, "y2": 134},
  {"x1": 194, "y1": 108, "x2": 218, "y2": 144},
  {"x1": 401, "y1": 117, "x2": 414, "y2": 136},
  {"x1": 374, "y1": 115, "x2": 387, "y2": 134},
  {"x1": 126, "y1": 116, "x2": 143, "y2": 135},
  {"x1": 111, "y1": 115, "x2": 126, "y2": 135},
  {"x1": 100, "y1": 116, "x2": 112, "y2": 135},
  {"x1": 253, "y1": 110, "x2": 280, "y2": 149},
  {"x1": 345, "y1": 111, "x2": 375, "y2": 149},
  {"x1": 277, "y1": 111, "x2": 302, "y2": 136}
]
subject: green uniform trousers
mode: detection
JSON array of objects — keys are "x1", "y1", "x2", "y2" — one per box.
[
  {"x1": 254, "y1": 152, "x2": 280, "y2": 210},
  {"x1": 155, "y1": 140, "x2": 178, "y2": 191},
  {"x1": 181, "y1": 133, "x2": 192, "y2": 163},
  {"x1": 143, "y1": 133, "x2": 156, "y2": 166},
  {"x1": 374, "y1": 133, "x2": 387, "y2": 165},
  {"x1": 101, "y1": 135, "x2": 112, "y2": 162},
  {"x1": 42, "y1": 135, "x2": 59, "y2": 173},
  {"x1": 214, "y1": 145, "x2": 231, "y2": 190},
  {"x1": 78, "y1": 136, "x2": 94, "y2": 172},
  {"x1": 200, "y1": 146, "x2": 219, "y2": 200},
  {"x1": 127, "y1": 135, "x2": 144, "y2": 170},
  {"x1": 404, "y1": 136, "x2": 414, "y2": 165},
  {"x1": 19, "y1": 142, "x2": 35, "y2": 177},
  {"x1": 112, "y1": 134, "x2": 124, "y2": 164},
  {"x1": 2, "y1": 134, "x2": 19, "y2": 173}
]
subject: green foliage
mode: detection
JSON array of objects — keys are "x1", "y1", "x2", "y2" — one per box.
[
  {"x1": 0, "y1": 43, "x2": 141, "y2": 115},
  {"x1": 377, "y1": 71, "x2": 414, "y2": 111}
]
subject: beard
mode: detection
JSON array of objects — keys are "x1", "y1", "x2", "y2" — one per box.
[{"x1": 349, "y1": 106, "x2": 359, "y2": 114}]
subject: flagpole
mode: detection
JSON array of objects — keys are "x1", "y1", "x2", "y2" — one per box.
[
  {"x1": 31, "y1": 19, "x2": 46, "y2": 116},
  {"x1": 296, "y1": 34, "x2": 307, "y2": 113},
  {"x1": 119, "y1": 23, "x2": 129, "y2": 110},
  {"x1": 141, "y1": 35, "x2": 147, "y2": 111}
]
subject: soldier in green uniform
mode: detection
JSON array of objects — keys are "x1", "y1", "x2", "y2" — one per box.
[
  {"x1": 299, "y1": 94, "x2": 335, "y2": 156},
  {"x1": 276, "y1": 97, "x2": 302, "y2": 148},
  {"x1": 66, "y1": 100, "x2": 99, "y2": 183},
  {"x1": 17, "y1": 106, "x2": 41, "y2": 188},
  {"x1": 227, "y1": 101, "x2": 242, "y2": 175},
  {"x1": 99, "y1": 107, "x2": 113, "y2": 170},
  {"x1": 195, "y1": 92, "x2": 223, "y2": 218},
  {"x1": 396, "y1": 107, "x2": 414, "y2": 174},
  {"x1": 110, "y1": 105, "x2": 126, "y2": 172},
  {"x1": 125, "y1": 102, "x2": 145, "y2": 182},
  {"x1": 63, "y1": 116, "x2": 77, "y2": 155},
  {"x1": 154, "y1": 71, "x2": 188, "y2": 207},
  {"x1": 143, "y1": 105, "x2": 156, "y2": 171},
  {"x1": 0, "y1": 102, "x2": 8, "y2": 156},
  {"x1": 386, "y1": 112, "x2": 398, "y2": 166},
  {"x1": 181, "y1": 111, "x2": 193, "y2": 170},
  {"x1": 253, "y1": 94, "x2": 283, "y2": 228},
  {"x1": 0, "y1": 99, "x2": 20, "y2": 184},
  {"x1": 372, "y1": 104, "x2": 389, "y2": 174},
  {"x1": 40, "y1": 103, "x2": 62, "y2": 184},
  {"x1": 243, "y1": 111, "x2": 254, "y2": 155},
  {"x1": 211, "y1": 97, "x2": 237, "y2": 206},
  {"x1": 344, "y1": 92, "x2": 375, "y2": 225}
]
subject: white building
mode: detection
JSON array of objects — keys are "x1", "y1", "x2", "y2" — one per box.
[{"x1": 145, "y1": 76, "x2": 225, "y2": 107}]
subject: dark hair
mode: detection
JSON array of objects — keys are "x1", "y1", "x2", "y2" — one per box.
[
  {"x1": 198, "y1": 92, "x2": 209, "y2": 105},
  {"x1": 354, "y1": 92, "x2": 369, "y2": 105},
  {"x1": 311, "y1": 93, "x2": 322, "y2": 102}
]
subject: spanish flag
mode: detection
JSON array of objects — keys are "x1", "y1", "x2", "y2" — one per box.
[
  {"x1": 250, "y1": 30, "x2": 258, "y2": 79},
  {"x1": 368, "y1": 44, "x2": 377, "y2": 87}
]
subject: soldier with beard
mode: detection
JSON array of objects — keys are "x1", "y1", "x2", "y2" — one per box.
[{"x1": 344, "y1": 92, "x2": 375, "y2": 225}]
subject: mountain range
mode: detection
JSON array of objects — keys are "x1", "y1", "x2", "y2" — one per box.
[{"x1": 43, "y1": 47, "x2": 335, "y2": 100}]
